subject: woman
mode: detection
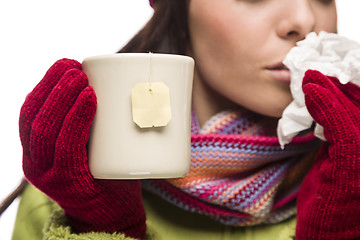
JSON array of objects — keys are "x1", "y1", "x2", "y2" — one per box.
[{"x1": 12, "y1": 0, "x2": 360, "y2": 239}]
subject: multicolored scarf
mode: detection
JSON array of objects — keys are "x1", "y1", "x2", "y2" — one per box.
[{"x1": 142, "y1": 110, "x2": 319, "y2": 226}]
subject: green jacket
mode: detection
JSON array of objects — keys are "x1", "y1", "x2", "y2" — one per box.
[{"x1": 12, "y1": 184, "x2": 297, "y2": 240}]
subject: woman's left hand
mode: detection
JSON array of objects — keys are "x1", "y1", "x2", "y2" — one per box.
[{"x1": 296, "y1": 70, "x2": 360, "y2": 240}]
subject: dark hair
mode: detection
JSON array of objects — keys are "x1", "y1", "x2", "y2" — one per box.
[
  {"x1": 118, "y1": 0, "x2": 190, "y2": 55},
  {"x1": 0, "y1": 178, "x2": 27, "y2": 216}
]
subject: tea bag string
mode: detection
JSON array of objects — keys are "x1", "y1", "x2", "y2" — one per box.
[{"x1": 149, "y1": 52, "x2": 153, "y2": 93}]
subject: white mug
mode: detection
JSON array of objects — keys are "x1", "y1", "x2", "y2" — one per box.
[{"x1": 82, "y1": 53, "x2": 194, "y2": 179}]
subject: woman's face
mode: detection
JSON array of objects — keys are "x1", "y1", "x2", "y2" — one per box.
[{"x1": 188, "y1": 0, "x2": 337, "y2": 121}]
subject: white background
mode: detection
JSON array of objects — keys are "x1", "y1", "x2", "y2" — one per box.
[{"x1": 0, "y1": 0, "x2": 359, "y2": 239}]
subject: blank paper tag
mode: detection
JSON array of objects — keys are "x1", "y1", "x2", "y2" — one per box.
[{"x1": 131, "y1": 82, "x2": 172, "y2": 128}]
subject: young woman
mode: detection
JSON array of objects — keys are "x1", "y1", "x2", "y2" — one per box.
[{"x1": 12, "y1": 0, "x2": 360, "y2": 239}]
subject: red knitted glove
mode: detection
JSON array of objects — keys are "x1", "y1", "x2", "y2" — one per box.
[
  {"x1": 296, "y1": 70, "x2": 360, "y2": 239},
  {"x1": 19, "y1": 59, "x2": 146, "y2": 239}
]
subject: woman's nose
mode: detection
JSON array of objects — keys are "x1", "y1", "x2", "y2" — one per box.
[{"x1": 276, "y1": 0, "x2": 315, "y2": 42}]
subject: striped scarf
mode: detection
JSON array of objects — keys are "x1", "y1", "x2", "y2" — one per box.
[{"x1": 142, "y1": 110, "x2": 318, "y2": 226}]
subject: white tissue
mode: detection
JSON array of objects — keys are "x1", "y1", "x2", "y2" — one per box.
[{"x1": 277, "y1": 31, "x2": 360, "y2": 149}]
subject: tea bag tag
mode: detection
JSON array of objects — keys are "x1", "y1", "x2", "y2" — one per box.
[{"x1": 131, "y1": 82, "x2": 172, "y2": 128}]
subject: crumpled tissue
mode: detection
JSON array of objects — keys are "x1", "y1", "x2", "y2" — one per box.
[{"x1": 277, "y1": 31, "x2": 360, "y2": 149}]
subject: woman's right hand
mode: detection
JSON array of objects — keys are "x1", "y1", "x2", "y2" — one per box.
[{"x1": 19, "y1": 59, "x2": 146, "y2": 239}]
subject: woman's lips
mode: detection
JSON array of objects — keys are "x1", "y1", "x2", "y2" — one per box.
[{"x1": 265, "y1": 62, "x2": 291, "y2": 83}]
